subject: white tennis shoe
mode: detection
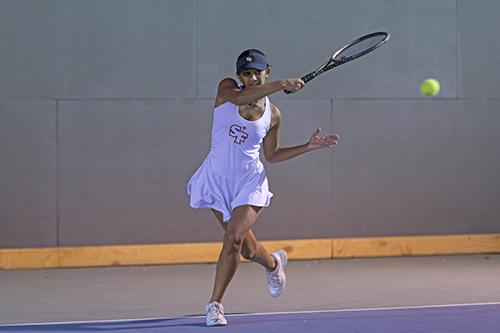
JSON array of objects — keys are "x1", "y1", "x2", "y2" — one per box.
[
  {"x1": 266, "y1": 249, "x2": 288, "y2": 297},
  {"x1": 205, "y1": 301, "x2": 227, "y2": 326}
]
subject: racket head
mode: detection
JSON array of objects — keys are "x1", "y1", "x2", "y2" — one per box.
[
  {"x1": 312, "y1": 32, "x2": 389, "y2": 76},
  {"x1": 332, "y1": 31, "x2": 389, "y2": 63},
  {"x1": 298, "y1": 31, "x2": 390, "y2": 85}
]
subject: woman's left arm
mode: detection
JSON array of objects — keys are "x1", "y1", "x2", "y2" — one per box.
[{"x1": 263, "y1": 106, "x2": 340, "y2": 164}]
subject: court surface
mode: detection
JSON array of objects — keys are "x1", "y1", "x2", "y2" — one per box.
[
  {"x1": 1, "y1": 255, "x2": 499, "y2": 332},
  {"x1": 1, "y1": 303, "x2": 500, "y2": 332}
]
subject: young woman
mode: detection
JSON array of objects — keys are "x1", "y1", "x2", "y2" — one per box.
[{"x1": 187, "y1": 49, "x2": 340, "y2": 326}]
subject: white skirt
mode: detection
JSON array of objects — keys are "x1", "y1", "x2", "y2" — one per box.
[{"x1": 187, "y1": 161, "x2": 273, "y2": 222}]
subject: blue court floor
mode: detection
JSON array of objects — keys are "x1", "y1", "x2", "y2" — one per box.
[{"x1": 1, "y1": 303, "x2": 499, "y2": 332}]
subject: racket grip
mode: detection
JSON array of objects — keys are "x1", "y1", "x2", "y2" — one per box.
[{"x1": 302, "y1": 72, "x2": 316, "y2": 83}]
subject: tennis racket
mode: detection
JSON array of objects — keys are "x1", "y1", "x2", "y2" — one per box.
[{"x1": 285, "y1": 31, "x2": 390, "y2": 94}]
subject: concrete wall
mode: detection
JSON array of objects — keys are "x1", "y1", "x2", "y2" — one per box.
[{"x1": 1, "y1": 0, "x2": 499, "y2": 248}]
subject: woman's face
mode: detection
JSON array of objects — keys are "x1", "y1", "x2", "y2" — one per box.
[{"x1": 237, "y1": 67, "x2": 270, "y2": 88}]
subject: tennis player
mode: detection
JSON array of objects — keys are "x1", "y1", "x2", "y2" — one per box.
[{"x1": 187, "y1": 49, "x2": 340, "y2": 326}]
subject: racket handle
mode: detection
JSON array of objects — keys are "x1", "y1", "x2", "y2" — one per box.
[{"x1": 302, "y1": 72, "x2": 316, "y2": 83}]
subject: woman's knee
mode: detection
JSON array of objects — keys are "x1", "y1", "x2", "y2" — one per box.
[{"x1": 223, "y1": 231, "x2": 245, "y2": 253}]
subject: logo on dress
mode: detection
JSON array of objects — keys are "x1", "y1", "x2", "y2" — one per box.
[{"x1": 228, "y1": 124, "x2": 249, "y2": 144}]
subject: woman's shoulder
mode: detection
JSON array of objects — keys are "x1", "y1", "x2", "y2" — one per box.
[
  {"x1": 269, "y1": 102, "x2": 282, "y2": 128},
  {"x1": 269, "y1": 102, "x2": 281, "y2": 115},
  {"x1": 215, "y1": 78, "x2": 240, "y2": 108},
  {"x1": 217, "y1": 77, "x2": 239, "y2": 89}
]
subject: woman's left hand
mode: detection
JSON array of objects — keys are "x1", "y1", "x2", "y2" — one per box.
[{"x1": 307, "y1": 128, "x2": 340, "y2": 150}]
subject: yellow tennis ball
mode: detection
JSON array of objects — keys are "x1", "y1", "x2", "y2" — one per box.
[{"x1": 420, "y1": 78, "x2": 440, "y2": 96}]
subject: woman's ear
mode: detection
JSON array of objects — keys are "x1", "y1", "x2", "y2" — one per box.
[
  {"x1": 235, "y1": 74, "x2": 243, "y2": 89},
  {"x1": 265, "y1": 66, "x2": 271, "y2": 78}
]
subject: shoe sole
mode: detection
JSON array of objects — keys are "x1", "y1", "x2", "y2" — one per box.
[{"x1": 207, "y1": 320, "x2": 227, "y2": 327}]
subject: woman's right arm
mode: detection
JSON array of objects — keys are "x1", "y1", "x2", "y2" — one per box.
[{"x1": 215, "y1": 78, "x2": 304, "y2": 107}]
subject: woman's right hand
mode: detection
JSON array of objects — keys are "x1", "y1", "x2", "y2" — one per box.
[{"x1": 282, "y1": 78, "x2": 305, "y2": 94}]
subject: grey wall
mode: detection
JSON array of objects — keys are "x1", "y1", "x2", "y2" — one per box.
[{"x1": 1, "y1": 0, "x2": 499, "y2": 248}]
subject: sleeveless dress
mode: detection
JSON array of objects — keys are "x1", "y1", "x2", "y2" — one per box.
[{"x1": 187, "y1": 97, "x2": 274, "y2": 222}]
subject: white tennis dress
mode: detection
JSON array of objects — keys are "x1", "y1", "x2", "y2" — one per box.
[{"x1": 187, "y1": 97, "x2": 274, "y2": 222}]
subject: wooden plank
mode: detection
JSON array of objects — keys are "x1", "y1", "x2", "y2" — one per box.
[
  {"x1": 333, "y1": 234, "x2": 500, "y2": 258},
  {"x1": 56, "y1": 242, "x2": 224, "y2": 268},
  {"x1": 0, "y1": 247, "x2": 59, "y2": 269},
  {"x1": 0, "y1": 239, "x2": 332, "y2": 269},
  {"x1": 1, "y1": 234, "x2": 500, "y2": 269}
]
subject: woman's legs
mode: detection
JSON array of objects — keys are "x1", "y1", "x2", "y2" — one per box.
[
  {"x1": 209, "y1": 205, "x2": 275, "y2": 303},
  {"x1": 205, "y1": 207, "x2": 288, "y2": 326},
  {"x1": 212, "y1": 209, "x2": 276, "y2": 271}
]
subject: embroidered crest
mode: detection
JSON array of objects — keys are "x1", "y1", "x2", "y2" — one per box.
[{"x1": 228, "y1": 124, "x2": 249, "y2": 144}]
